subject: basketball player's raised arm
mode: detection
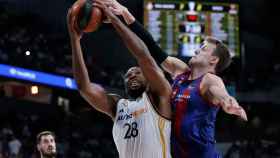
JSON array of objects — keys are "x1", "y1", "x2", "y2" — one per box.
[
  {"x1": 67, "y1": 8, "x2": 118, "y2": 118},
  {"x1": 99, "y1": 0, "x2": 189, "y2": 78},
  {"x1": 202, "y1": 74, "x2": 248, "y2": 121},
  {"x1": 123, "y1": 9, "x2": 189, "y2": 78},
  {"x1": 94, "y1": 1, "x2": 172, "y2": 119}
]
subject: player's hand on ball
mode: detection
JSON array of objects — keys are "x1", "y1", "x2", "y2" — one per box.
[
  {"x1": 93, "y1": 0, "x2": 118, "y2": 22},
  {"x1": 67, "y1": 8, "x2": 83, "y2": 40},
  {"x1": 102, "y1": 0, "x2": 127, "y2": 15}
]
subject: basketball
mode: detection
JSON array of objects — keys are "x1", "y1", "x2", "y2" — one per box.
[{"x1": 71, "y1": 0, "x2": 103, "y2": 33}]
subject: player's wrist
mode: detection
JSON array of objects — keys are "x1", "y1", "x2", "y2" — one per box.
[{"x1": 70, "y1": 34, "x2": 81, "y2": 42}]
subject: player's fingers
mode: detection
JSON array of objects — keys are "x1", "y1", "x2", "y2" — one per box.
[
  {"x1": 111, "y1": 8, "x2": 122, "y2": 15},
  {"x1": 93, "y1": 3, "x2": 109, "y2": 16},
  {"x1": 92, "y1": 3, "x2": 102, "y2": 9},
  {"x1": 237, "y1": 108, "x2": 247, "y2": 121},
  {"x1": 67, "y1": 8, "x2": 74, "y2": 22},
  {"x1": 103, "y1": 1, "x2": 113, "y2": 6},
  {"x1": 94, "y1": 0, "x2": 105, "y2": 6},
  {"x1": 66, "y1": 12, "x2": 76, "y2": 31},
  {"x1": 242, "y1": 109, "x2": 248, "y2": 121}
]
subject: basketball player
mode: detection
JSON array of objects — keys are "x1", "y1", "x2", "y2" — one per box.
[
  {"x1": 96, "y1": 1, "x2": 248, "y2": 157},
  {"x1": 67, "y1": 2, "x2": 172, "y2": 158},
  {"x1": 36, "y1": 131, "x2": 56, "y2": 158}
]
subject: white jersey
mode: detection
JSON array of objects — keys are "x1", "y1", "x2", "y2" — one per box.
[{"x1": 112, "y1": 92, "x2": 171, "y2": 158}]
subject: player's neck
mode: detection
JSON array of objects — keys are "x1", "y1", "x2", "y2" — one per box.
[
  {"x1": 189, "y1": 67, "x2": 210, "y2": 80},
  {"x1": 128, "y1": 93, "x2": 143, "y2": 100}
]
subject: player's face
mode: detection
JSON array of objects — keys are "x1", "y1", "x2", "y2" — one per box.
[
  {"x1": 37, "y1": 135, "x2": 56, "y2": 157},
  {"x1": 124, "y1": 67, "x2": 147, "y2": 98},
  {"x1": 189, "y1": 41, "x2": 216, "y2": 67}
]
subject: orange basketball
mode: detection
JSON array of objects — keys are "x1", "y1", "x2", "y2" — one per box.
[{"x1": 71, "y1": 0, "x2": 103, "y2": 33}]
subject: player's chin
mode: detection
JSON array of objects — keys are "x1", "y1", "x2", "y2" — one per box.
[
  {"x1": 43, "y1": 152, "x2": 56, "y2": 157},
  {"x1": 129, "y1": 85, "x2": 141, "y2": 90},
  {"x1": 127, "y1": 85, "x2": 146, "y2": 98},
  {"x1": 49, "y1": 152, "x2": 57, "y2": 156}
]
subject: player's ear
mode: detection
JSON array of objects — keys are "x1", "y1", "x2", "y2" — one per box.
[
  {"x1": 210, "y1": 56, "x2": 219, "y2": 65},
  {"x1": 37, "y1": 144, "x2": 41, "y2": 152}
]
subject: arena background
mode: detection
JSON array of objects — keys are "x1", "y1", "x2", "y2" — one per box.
[{"x1": 0, "y1": 0, "x2": 280, "y2": 157}]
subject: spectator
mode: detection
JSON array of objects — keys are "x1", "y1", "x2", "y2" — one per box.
[{"x1": 8, "y1": 135, "x2": 22, "y2": 158}]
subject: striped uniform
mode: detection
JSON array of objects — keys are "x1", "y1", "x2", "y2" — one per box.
[
  {"x1": 113, "y1": 92, "x2": 171, "y2": 158},
  {"x1": 171, "y1": 72, "x2": 221, "y2": 158}
]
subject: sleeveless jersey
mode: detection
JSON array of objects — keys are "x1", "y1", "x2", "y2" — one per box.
[
  {"x1": 171, "y1": 72, "x2": 221, "y2": 158},
  {"x1": 113, "y1": 92, "x2": 172, "y2": 158}
]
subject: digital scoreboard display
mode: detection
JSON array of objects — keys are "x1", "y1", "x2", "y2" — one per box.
[{"x1": 144, "y1": 0, "x2": 240, "y2": 57}]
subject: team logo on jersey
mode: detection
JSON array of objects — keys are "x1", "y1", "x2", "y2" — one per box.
[
  {"x1": 117, "y1": 114, "x2": 133, "y2": 121},
  {"x1": 177, "y1": 94, "x2": 190, "y2": 100},
  {"x1": 132, "y1": 107, "x2": 148, "y2": 118},
  {"x1": 174, "y1": 89, "x2": 191, "y2": 103},
  {"x1": 117, "y1": 106, "x2": 147, "y2": 121}
]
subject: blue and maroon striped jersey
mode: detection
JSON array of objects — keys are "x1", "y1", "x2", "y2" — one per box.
[{"x1": 171, "y1": 71, "x2": 221, "y2": 158}]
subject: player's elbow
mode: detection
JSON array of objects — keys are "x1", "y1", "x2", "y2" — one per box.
[
  {"x1": 75, "y1": 79, "x2": 91, "y2": 92},
  {"x1": 79, "y1": 84, "x2": 105, "y2": 100},
  {"x1": 77, "y1": 83, "x2": 93, "y2": 96},
  {"x1": 76, "y1": 82, "x2": 83, "y2": 90},
  {"x1": 76, "y1": 82, "x2": 88, "y2": 93}
]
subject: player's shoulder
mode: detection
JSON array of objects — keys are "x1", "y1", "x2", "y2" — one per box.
[{"x1": 203, "y1": 73, "x2": 224, "y2": 85}]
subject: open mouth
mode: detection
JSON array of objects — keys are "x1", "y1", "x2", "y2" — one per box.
[
  {"x1": 129, "y1": 80, "x2": 140, "y2": 89},
  {"x1": 47, "y1": 147, "x2": 54, "y2": 152}
]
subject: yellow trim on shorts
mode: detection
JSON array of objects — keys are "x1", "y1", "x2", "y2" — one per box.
[{"x1": 158, "y1": 117, "x2": 167, "y2": 158}]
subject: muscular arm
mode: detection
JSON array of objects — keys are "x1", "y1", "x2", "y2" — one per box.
[
  {"x1": 95, "y1": 1, "x2": 172, "y2": 118},
  {"x1": 67, "y1": 8, "x2": 118, "y2": 119},
  {"x1": 201, "y1": 74, "x2": 247, "y2": 121}
]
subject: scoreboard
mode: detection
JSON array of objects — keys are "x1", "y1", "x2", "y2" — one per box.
[{"x1": 144, "y1": 0, "x2": 240, "y2": 57}]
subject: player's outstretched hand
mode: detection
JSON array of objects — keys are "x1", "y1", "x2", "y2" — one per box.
[{"x1": 222, "y1": 97, "x2": 248, "y2": 121}]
